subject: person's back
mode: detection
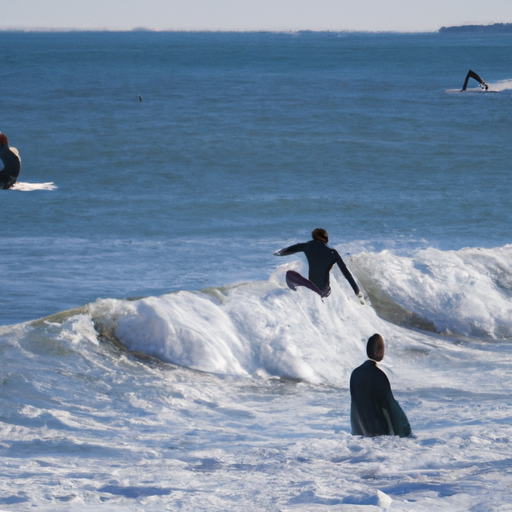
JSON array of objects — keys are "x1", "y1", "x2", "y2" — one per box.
[
  {"x1": 284, "y1": 239, "x2": 340, "y2": 291},
  {"x1": 0, "y1": 133, "x2": 21, "y2": 190},
  {"x1": 350, "y1": 334, "x2": 411, "y2": 438},
  {"x1": 274, "y1": 228, "x2": 362, "y2": 301}
]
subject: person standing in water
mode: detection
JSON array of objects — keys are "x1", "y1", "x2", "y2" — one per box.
[
  {"x1": 350, "y1": 334, "x2": 411, "y2": 438},
  {"x1": 0, "y1": 133, "x2": 21, "y2": 190},
  {"x1": 273, "y1": 228, "x2": 364, "y2": 303},
  {"x1": 461, "y1": 70, "x2": 488, "y2": 91}
]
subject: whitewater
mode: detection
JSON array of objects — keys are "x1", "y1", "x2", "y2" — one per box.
[
  {"x1": 1, "y1": 31, "x2": 512, "y2": 510},
  {"x1": 2, "y1": 248, "x2": 512, "y2": 510}
]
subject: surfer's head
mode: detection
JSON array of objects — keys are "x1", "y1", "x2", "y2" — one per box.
[
  {"x1": 0, "y1": 133, "x2": 7, "y2": 147},
  {"x1": 367, "y1": 334, "x2": 385, "y2": 362},
  {"x1": 312, "y1": 228, "x2": 328, "y2": 243}
]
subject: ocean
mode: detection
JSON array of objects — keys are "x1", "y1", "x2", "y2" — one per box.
[{"x1": 1, "y1": 30, "x2": 512, "y2": 510}]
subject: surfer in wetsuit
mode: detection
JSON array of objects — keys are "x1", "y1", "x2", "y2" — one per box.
[
  {"x1": 350, "y1": 334, "x2": 411, "y2": 438},
  {"x1": 461, "y1": 70, "x2": 489, "y2": 91},
  {"x1": 0, "y1": 133, "x2": 21, "y2": 190},
  {"x1": 274, "y1": 228, "x2": 364, "y2": 303}
]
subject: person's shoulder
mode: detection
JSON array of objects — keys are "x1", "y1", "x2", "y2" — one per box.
[
  {"x1": 352, "y1": 359, "x2": 374, "y2": 376},
  {"x1": 374, "y1": 364, "x2": 391, "y2": 386},
  {"x1": 324, "y1": 244, "x2": 341, "y2": 257}
]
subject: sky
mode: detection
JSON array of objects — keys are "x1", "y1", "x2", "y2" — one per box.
[{"x1": 0, "y1": 0, "x2": 510, "y2": 33}]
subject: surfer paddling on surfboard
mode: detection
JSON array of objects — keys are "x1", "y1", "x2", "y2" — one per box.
[
  {"x1": 461, "y1": 70, "x2": 489, "y2": 91},
  {"x1": 0, "y1": 133, "x2": 21, "y2": 190},
  {"x1": 274, "y1": 228, "x2": 365, "y2": 304}
]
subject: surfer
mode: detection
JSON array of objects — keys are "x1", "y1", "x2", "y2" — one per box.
[
  {"x1": 461, "y1": 69, "x2": 488, "y2": 91},
  {"x1": 0, "y1": 133, "x2": 21, "y2": 190},
  {"x1": 273, "y1": 228, "x2": 364, "y2": 303},
  {"x1": 350, "y1": 334, "x2": 411, "y2": 438}
]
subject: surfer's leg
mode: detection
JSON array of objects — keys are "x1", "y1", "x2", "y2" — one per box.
[
  {"x1": 0, "y1": 170, "x2": 15, "y2": 189},
  {"x1": 320, "y1": 285, "x2": 331, "y2": 298},
  {"x1": 286, "y1": 271, "x2": 324, "y2": 296},
  {"x1": 285, "y1": 270, "x2": 302, "y2": 291},
  {"x1": 0, "y1": 178, "x2": 15, "y2": 189}
]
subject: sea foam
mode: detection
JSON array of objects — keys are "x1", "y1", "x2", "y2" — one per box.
[
  {"x1": 90, "y1": 260, "x2": 426, "y2": 384},
  {"x1": 351, "y1": 244, "x2": 512, "y2": 339}
]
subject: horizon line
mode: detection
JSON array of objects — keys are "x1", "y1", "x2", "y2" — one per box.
[
  {"x1": 0, "y1": 27, "x2": 445, "y2": 34},
  {"x1": 1, "y1": 22, "x2": 511, "y2": 35},
  {"x1": 1, "y1": 21, "x2": 510, "y2": 34}
]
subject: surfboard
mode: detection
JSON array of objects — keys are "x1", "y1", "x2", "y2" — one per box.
[{"x1": 445, "y1": 88, "x2": 498, "y2": 94}]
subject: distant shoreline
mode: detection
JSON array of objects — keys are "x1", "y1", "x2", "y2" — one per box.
[
  {"x1": 0, "y1": 25, "x2": 510, "y2": 34},
  {"x1": 439, "y1": 23, "x2": 512, "y2": 34}
]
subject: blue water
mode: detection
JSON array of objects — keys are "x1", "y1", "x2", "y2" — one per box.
[
  {"x1": 1, "y1": 31, "x2": 511, "y2": 325},
  {"x1": 2, "y1": 31, "x2": 512, "y2": 511}
]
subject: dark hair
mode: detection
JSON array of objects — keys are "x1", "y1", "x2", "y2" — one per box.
[
  {"x1": 312, "y1": 228, "x2": 328, "y2": 243},
  {"x1": 366, "y1": 334, "x2": 385, "y2": 361}
]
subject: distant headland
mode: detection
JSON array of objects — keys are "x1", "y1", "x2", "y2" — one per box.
[{"x1": 439, "y1": 23, "x2": 512, "y2": 34}]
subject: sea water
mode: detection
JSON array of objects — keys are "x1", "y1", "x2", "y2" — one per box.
[{"x1": 1, "y1": 31, "x2": 512, "y2": 510}]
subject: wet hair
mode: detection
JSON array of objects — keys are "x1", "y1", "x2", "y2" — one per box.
[
  {"x1": 312, "y1": 228, "x2": 328, "y2": 243},
  {"x1": 366, "y1": 334, "x2": 385, "y2": 362},
  {"x1": 0, "y1": 133, "x2": 7, "y2": 147}
]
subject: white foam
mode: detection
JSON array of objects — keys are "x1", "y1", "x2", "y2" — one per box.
[
  {"x1": 90, "y1": 261, "x2": 426, "y2": 384},
  {"x1": 10, "y1": 182, "x2": 57, "y2": 191},
  {"x1": 3, "y1": 249, "x2": 512, "y2": 510},
  {"x1": 88, "y1": 245, "x2": 512, "y2": 386},
  {"x1": 351, "y1": 245, "x2": 512, "y2": 339},
  {"x1": 490, "y1": 78, "x2": 512, "y2": 92},
  {"x1": 57, "y1": 314, "x2": 100, "y2": 346}
]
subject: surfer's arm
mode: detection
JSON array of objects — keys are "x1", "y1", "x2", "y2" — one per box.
[
  {"x1": 273, "y1": 243, "x2": 306, "y2": 257},
  {"x1": 335, "y1": 254, "x2": 361, "y2": 297}
]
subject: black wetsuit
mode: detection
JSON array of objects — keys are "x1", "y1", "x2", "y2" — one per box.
[
  {"x1": 462, "y1": 69, "x2": 488, "y2": 91},
  {"x1": 350, "y1": 360, "x2": 411, "y2": 438},
  {"x1": 0, "y1": 145, "x2": 21, "y2": 190},
  {"x1": 279, "y1": 240, "x2": 360, "y2": 296}
]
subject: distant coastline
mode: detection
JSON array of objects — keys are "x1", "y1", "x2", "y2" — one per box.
[
  {"x1": 439, "y1": 23, "x2": 512, "y2": 34},
  {"x1": 0, "y1": 25, "x2": 511, "y2": 34}
]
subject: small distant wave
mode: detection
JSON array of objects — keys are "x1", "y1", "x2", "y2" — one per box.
[{"x1": 11, "y1": 182, "x2": 57, "y2": 191}]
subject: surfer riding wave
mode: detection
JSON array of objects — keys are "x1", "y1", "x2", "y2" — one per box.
[
  {"x1": 274, "y1": 228, "x2": 364, "y2": 303},
  {"x1": 462, "y1": 70, "x2": 488, "y2": 91}
]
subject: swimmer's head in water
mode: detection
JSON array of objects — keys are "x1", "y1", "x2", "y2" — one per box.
[
  {"x1": 367, "y1": 334, "x2": 385, "y2": 362},
  {"x1": 312, "y1": 228, "x2": 328, "y2": 243},
  {"x1": 0, "y1": 133, "x2": 7, "y2": 147}
]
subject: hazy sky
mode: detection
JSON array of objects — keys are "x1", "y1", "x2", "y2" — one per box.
[{"x1": 1, "y1": 0, "x2": 510, "y2": 32}]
